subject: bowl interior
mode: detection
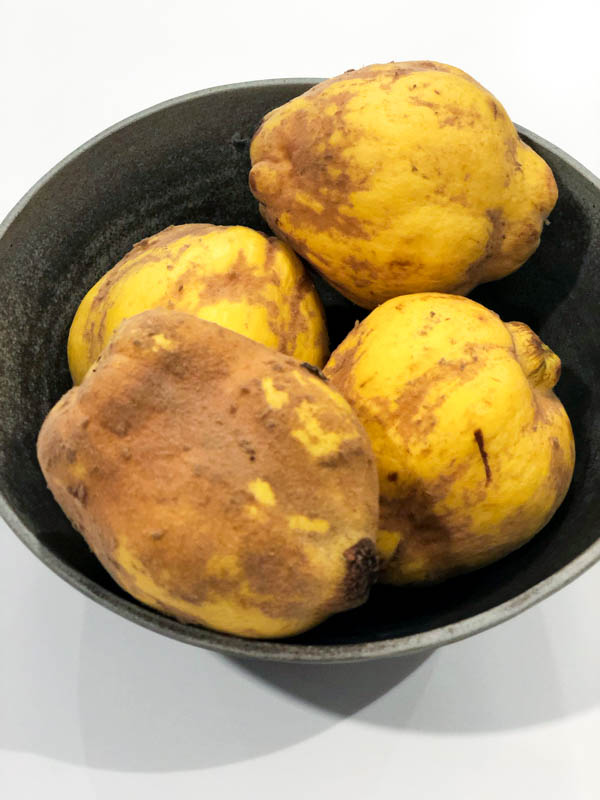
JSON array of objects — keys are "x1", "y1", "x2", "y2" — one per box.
[{"x1": 1, "y1": 80, "x2": 599, "y2": 658}]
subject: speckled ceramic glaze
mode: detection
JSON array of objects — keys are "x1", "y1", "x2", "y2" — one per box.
[{"x1": 0, "y1": 79, "x2": 598, "y2": 662}]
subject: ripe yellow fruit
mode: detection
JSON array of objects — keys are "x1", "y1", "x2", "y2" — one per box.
[
  {"x1": 68, "y1": 223, "x2": 328, "y2": 384},
  {"x1": 249, "y1": 61, "x2": 557, "y2": 308},
  {"x1": 323, "y1": 293, "x2": 575, "y2": 584},
  {"x1": 39, "y1": 310, "x2": 379, "y2": 638}
]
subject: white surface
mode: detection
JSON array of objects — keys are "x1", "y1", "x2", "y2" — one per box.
[{"x1": 2, "y1": 1, "x2": 600, "y2": 798}]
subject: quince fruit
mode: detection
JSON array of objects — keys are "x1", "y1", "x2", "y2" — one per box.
[
  {"x1": 324, "y1": 293, "x2": 575, "y2": 583},
  {"x1": 250, "y1": 61, "x2": 557, "y2": 308}
]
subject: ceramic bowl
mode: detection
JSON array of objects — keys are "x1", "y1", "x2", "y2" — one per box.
[{"x1": 1, "y1": 79, "x2": 598, "y2": 662}]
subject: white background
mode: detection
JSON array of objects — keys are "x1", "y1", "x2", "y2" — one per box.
[{"x1": 2, "y1": 1, "x2": 600, "y2": 798}]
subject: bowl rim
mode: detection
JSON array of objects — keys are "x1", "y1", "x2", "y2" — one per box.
[{"x1": 1, "y1": 77, "x2": 599, "y2": 663}]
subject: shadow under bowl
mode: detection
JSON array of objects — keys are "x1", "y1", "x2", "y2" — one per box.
[{"x1": 1, "y1": 79, "x2": 599, "y2": 662}]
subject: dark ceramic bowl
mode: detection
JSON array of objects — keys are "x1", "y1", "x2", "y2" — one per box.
[{"x1": 1, "y1": 79, "x2": 599, "y2": 663}]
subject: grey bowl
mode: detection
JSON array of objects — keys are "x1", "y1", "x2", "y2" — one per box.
[{"x1": 1, "y1": 78, "x2": 599, "y2": 663}]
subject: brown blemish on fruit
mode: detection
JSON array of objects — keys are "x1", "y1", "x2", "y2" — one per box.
[
  {"x1": 322, "y1": 322, "x2": 375, "y2": 390},
  {"x1": 238, "y1": 439, "x2": 257, "y2": 462},
  {"x1": 87, "y1": 225, "x2": 211, "y2": 349},
  {"x1": 102, "y1": 417, "x2": 130, "y2": 437},
  {"x1": 438, "y1": 103, "x2": 481, "y2": 129},
  {"x1": 67, "y1": 483, "x2": 88, "y2": 504},
  {"x1": 342, "y1": 538, "x2": 378, "y2": 605},
  {"x1": 378, "y1": 474, "x2": 474, "y2": 583},
  {"x1": 407, "y1": 96, "x2": 439, "y2": 111},
  {"x1": 180, "y1": 239, "x2": 325, "y2": 364},
  {"x1": 374, "y1": 358, "x2": 477, "y2": 442},
  {"x1": 504, "y1": 135, "x2": 522, "y2": 173},
  {"x1": 327, "y1": 61, "x2": 456, "y2": 92},
  {"x1": 547, "y1": 433, "x2": 575, "y2": 501},
  {"x1": 474, "y1": 428, "x2": 492, "y2": 485},
  {"x1": 461, "y1": 208, "x2": 507, "y2": 289},
  {"x1": 251, "y1": 87, "x2": 374, "y2": 246},
  {"x1": 239, "y1": 535, "x2": 320, "y2": 614}
]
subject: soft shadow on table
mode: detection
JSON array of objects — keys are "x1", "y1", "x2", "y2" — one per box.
[
  {"x1": 2, "y1": 563, "x2": 599, "y2": 774},
  {"x1": 225, "y1": 651, "x2": 429, "y2": 714},
  {"x1": 360, "y1": 587, "x2": 600, "y2": 734},
  {"x1": 73, "y1": 603, "x2": 426, "y2": 771},
  {"x1": 0, "y1": 566, "x2": 420, "y2": 773},
  {"x1": 235, "y1": 566, "x2": 600, "y2": 735}
]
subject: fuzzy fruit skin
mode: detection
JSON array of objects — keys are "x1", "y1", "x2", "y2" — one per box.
[
  {"x1": 68, "y1": 223, "x2": 329, "y2": 384},
  {"x1": 323, "y1": 293, "x2": 575, "y2": 584},
  {"x1": 249, "y1": 61, "x2": 557, "y2": 309},
  {"x1": 39, "y1": 310, "x2": 379, "y2": 638}
]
